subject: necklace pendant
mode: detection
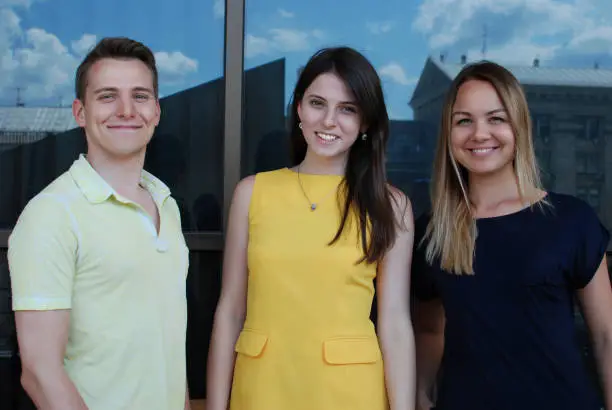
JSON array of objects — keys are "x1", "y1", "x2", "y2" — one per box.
[{"x1": 310, "y1": 203, "x2": 317, "y2": 211}]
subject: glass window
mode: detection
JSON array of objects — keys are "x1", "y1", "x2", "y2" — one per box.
[
  {"x1": 242, "y1": 1, "x2": 612, "y2": 231},
  {"x1": 578, "y1": 116, "x2": 602, "y2": 141},
  {"x1": 185, "y1": 251, "x2": 222, "y2": 399},
  {"x1": 242, "y1": 2, "x2": 611, "y2": 398},
  {"x1": 243, "y1": 0, "x2": 431, "y2": 214},
  {"x1": 0, "y1": 1, "x2": 227, "y2": 405},
  {"x1": 533, "y1": 114, "x2": 552, "y2": 141},
  {"x1": 0, "y1": 0, "x2": 225, "y2": 232}
]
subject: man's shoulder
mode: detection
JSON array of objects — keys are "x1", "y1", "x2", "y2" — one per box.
[{"x1": 16, "y1": 171, "x2": 83, "y2": 227}]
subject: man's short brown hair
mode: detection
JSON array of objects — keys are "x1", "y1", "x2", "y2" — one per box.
[{"x1": 75, "y1": 37, "x2": 158, "y2": 101}]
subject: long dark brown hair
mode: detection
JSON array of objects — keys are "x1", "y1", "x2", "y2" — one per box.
[{"x1": 289, "y1": 47, "x2": 397, "y2": 264}]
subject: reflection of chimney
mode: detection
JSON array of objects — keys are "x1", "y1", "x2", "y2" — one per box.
[
  {"x1": 15, "y1": 86, "x2": 25, "y2": 107},
  {"x1": 594, "y1": 61, "x2": 600, "y2": 70},
  {"x1": 533, "y1": 57, "x2": 540, "y2": 68},
  {"x1": 440, "y1": 53, "x2": 445, "y2": 63},
  {"x1": 460, "y1": 54, "x2": 467, "y2": 65}
]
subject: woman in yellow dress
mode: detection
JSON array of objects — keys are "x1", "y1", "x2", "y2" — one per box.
[{"x1": 206, "y1": 46, "x2": 416, "y2": 410}]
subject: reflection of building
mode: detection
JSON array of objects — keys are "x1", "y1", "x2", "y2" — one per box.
[
  {"x1": 0, "y1": 59, "x2": 287, "y2": 231},
  {"x1": 243, "y1": 59, "x2": 287, "y2": 175},
  {"x1": 386, "y1": 120, "x2": 436, "y2": 217},
  {"x1": 410, "y1": 55, "x2": 612, "y2": 240},
  {"x1": 0, "y1": 107, "x2": 76, "y2": 152}
]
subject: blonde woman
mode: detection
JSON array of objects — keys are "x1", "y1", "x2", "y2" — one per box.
[{"x1": 411, "y1": 61, "x2": 612, "y2": 410}]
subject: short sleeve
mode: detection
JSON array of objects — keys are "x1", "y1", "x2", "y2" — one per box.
[
  {"x1": 411, "y1": 212, "x2": 439, "y2": 301},
  {"x1": 8, "y1": 194, "x2": 78, "y2": 311},
  {"x1": 571, "y1": 202, "x2": 610, "y2": 289}
]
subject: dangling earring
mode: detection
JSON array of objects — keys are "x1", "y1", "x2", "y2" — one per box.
[
  {"x1": 361, "y1": 133, "x2": 367, "y2": 141},
  {"x1": 299, "y1": 122, "x2": 303, "y2": 129}
]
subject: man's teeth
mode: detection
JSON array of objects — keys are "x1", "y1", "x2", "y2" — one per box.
[{"x1": 317, "y1": 132, "x2": 338, "y2": 141}]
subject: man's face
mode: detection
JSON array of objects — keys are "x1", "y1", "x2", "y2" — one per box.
[{"x1": 72, "y1": 58, "x2": 160, "y2": 160}]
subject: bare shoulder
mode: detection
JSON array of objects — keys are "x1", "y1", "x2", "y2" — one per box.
[
  {"x1": 232, "y1": 175, "x2": 257, "y2": 206},
  {"x1": 387, "y1": 184, "x2": 413, "y2": 228}
]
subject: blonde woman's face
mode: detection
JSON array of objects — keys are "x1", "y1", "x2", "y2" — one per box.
[{"x1": 449, "y1": 79, "x2": 515, "y2": 176}]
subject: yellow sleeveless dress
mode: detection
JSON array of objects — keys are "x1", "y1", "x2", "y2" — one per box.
[{"x1": 229, "y1": 168, "x2": 388, "y2": 410}]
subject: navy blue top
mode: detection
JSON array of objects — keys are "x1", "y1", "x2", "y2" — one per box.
[{"x1": 412, "y1": 192, "x2": 609, "y2": 410}]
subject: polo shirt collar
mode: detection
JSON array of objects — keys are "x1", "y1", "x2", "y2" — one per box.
[{"x1": 69, "y1": 154, "x2": 171, "y2": 204}]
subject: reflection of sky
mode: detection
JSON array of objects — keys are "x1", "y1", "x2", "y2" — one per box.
[{"x1": 0, "y1": 0, "x2": 611, "y2": 119}]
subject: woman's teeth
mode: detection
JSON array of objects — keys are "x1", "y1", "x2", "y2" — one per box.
[{"x1": 317, "y1": 132, "x2": 339, "y2": 142}]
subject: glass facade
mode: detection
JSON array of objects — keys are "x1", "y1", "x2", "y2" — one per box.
[{"x1": 0, "y1": 0, "x2": 611, "y2": 407}]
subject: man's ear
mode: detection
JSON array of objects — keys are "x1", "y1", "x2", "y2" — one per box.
[{"x1": 72, "y1": 98, "x2": 86, "y2": 127}]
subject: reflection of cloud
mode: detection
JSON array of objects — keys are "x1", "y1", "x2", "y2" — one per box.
[
  {"x1": 245, "y1": 35, "x2": 272, "y2": 58},
  {"x1": 311, "y1": 29, "x2": 325, "y2": 40},
  {"x1": 413, "y1": 0, "x2": 612, "y2": 66},
  {"x1": 0, "y1": 6, "x2": 199, "y2": 104},
  {"x1": 3, "y1": 22, "x2": 79, "y2": 103},
  {"x1": 414, "y1": 0, "x2": 584, "y2": 49},
  {"x1": 71, "y1": 34, "x2": 97, "y2": 57},
  {"x1": 0, "y1": 0, "x2": 36, "y2": 7},
  {"x1": 380, "y1": 62, "x2": 416, "y2": 86},
  {"x1": 246, "y1": 28, "x2": 324, "y2": 58},
  {"x1": 569, "y1": 26, "x2": 612, "y2": 54},
  {"x1": 213, "y1": 0, "x2": 224, "y2": 19},
  {"x1": 366, "y1": 21, "x2": 394, "y2": 35},
  {"x1": 278, "y1": 8, "x2": 294, "y2": 18},
  {"x1": 269, "y1": 29, "x2": 310, "y2": 51},
  {"x1": 155, "y1": 51, "x2": 198, "y2": 77}
]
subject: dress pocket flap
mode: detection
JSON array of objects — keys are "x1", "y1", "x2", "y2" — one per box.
[
  {"x1": 323, "y1": 336, "x2": 380, "y2": 365},
  {"x1": 234, "y1": 329, "x2": 268, "y2": 358}
]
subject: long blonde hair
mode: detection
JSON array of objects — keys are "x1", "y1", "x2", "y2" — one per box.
[{"x1": 424, "y1": 60, "x2": 545, "y2": 275}]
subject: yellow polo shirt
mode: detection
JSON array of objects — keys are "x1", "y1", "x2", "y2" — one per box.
[{"x1": 8, "y1": 154, "x2": 189, "y2": 410}]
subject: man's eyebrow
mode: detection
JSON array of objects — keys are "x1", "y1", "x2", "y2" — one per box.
[
  {"x1": 92, "y1": 86, "x2": 154, "y2": 94},
  {"x1": 93, "y1": 87, "x2": 118, "y2": 94}
]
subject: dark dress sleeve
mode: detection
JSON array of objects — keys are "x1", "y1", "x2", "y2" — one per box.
[
  {"x1": 571, "y1": 200, "x2": 610, "y2": 289},
  {"x1": 411, "y1": 212, "x2": 439, "y2": 301}
]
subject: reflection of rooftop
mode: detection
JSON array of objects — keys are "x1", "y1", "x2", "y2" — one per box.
[
  {"x1": 431, "y1": 56, "x2": 612, "y2": 88},
  {"x1": 0, "y1": 107, "x2": 76, "y2": 132}
]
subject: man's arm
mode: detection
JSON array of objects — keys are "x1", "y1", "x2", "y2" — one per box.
[
  {"x1": 16, "y1": 310, "x2": 88, "y2": 410},
  {"x1": 9, "y1": 194, "x2": 85, "y2": 409}
]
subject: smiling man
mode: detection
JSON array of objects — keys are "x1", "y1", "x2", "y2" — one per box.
[{"x1": 8, "y1": 37, "x2": 190, "y2": 410}]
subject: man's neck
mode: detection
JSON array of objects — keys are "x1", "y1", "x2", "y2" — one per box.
[{"x1": 86, "y1": 149, "x2": 147, "y2": 199}]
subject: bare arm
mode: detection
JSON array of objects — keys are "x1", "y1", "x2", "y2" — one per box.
[
  {"x1": 16, "y1": 310, "x2": 88, "y2": 410},
  {"x1": 412, "y1": 299, "x2": 445, "y2": 409},
  {"x1": 377, "y1": 191, "x2": 416, "y2": 410},
  {"x1": 577, "y1": 255, "x2": 612, "y2": 410},
  {"x1": 205, "y1": 176, "x2": 253, "y2": 410},
  {"x1": 184, "y1": 384, "x2": 190, "y2": 410}
]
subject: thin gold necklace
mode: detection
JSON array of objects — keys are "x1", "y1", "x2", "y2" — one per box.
[{"x1": 296, "y1": 165, "x2": 340, "y2": 211}]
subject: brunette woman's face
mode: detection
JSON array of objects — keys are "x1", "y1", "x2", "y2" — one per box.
[{"x1": 297, "y1": 72, "x2": 365, "y2": 161}]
